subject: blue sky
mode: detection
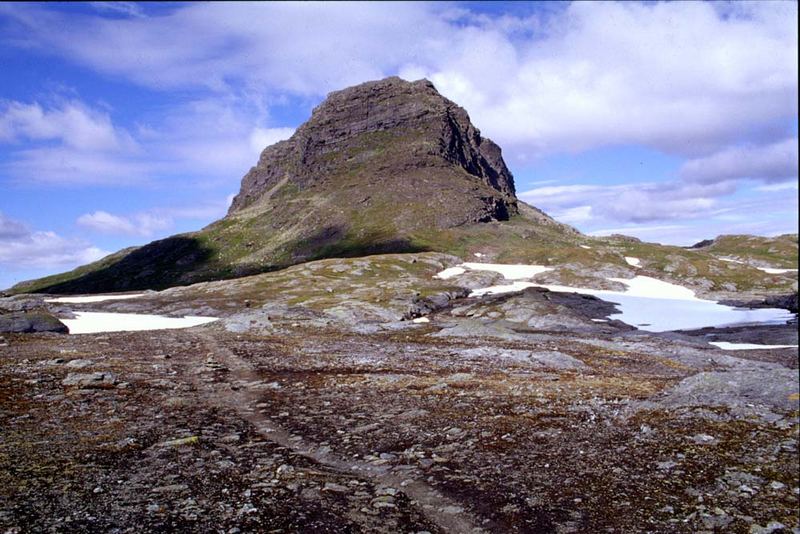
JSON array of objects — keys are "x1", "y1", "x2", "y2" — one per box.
[{"x1": 1, "y1": 1, "x2": 797, "y2": 290}]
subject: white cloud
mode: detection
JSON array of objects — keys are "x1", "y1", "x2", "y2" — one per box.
[
  {"x1": 89, "y1": 2, "x2": 145, "y2": 18},
  {"x1": 0, "y1": 100, "x2": 129, "y2": 151},
  {"x1": 0, "y1": 96, "x2": 294, "y2": 186},
  {"x1": 520, "y1": 179, "x2": 741, "y2": 225},
  {"x1": 0, "y1": 212, "x2": 108, "y2": 269},
  {"x1": 0, "y1": 98, "x2": 147, "y2": 185},
  {"x1": 552, "y1": 205, "x2": 592, "y2": 224},
  {"x1": 75, "y1": 197, "x2": 234, "y2": 238},
  {"x1": 526, "y1": 175, "x2": 798, "y2": 245},
  {"x1": 130, "y1": 97, "x2": 295, "y2": 181},
  {"x1": 589, "y1": 224, "x2": 688, "y2": 237},
  {"x1": 77, "y1": 210, "x2": 171, "y2": 237},
  {"x1": 249, "y1": 127, "x2": 295, "y2": 155},
  {"x1": 417, "y1": 1, "x2": 798, "y2": 158},
  {"x1": 680, "y1": 139, "x2": 799, "y2": 184},
  {"x1": 754, "y1": 181, "x2": 799, "y2": 193},
  {"x1": 520, "y1": 184, "x2": 607, "y2": 204},
  {"x1": 2, "y1": 2, "x2": 794, "y2": 159},
  {"x1": 4, "y1": 146, "x2": 151, "y2": 186},
  {"x1": 0, "y1": 3, "x2": 448, "y2": 94}
]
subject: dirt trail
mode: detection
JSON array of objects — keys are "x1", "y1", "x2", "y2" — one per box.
[{"x1": 190, "y1": 330, "x2": 486, "y2": 534}]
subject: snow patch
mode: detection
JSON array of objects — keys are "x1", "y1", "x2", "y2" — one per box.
[
  {"x1": 624, "y1": 257, "x2": 641, "y2": 267},
  {"x1": 756, "y1": 267, "x2": 798, "y2": 274},
  {"x1": 61, "y1": 311, "x2": 218, "y2": 334},
  {"x1": 436, "y1": 262, "x2": 794, "y2": 332},
  {"x1": 412, "y1": 317, "x2": 430, "y2": 324},
  {"x1": 579, "y1": 245, "x2": 591, "y2": 249},
  {"x1": 459, "y1": 262, "x2": 553, "y2": 280},
  {"x1": 435, "y1": 266, "x2": 467, "y2": 279},
  {"x1": 607, "y1": 276, "x2": 701, "y2": 301},
  {"x1": 710, "y1": 341, "x2": 798, "y2": 351}
]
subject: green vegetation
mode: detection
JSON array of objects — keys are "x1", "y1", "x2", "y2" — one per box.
[{"x1": 694, "y1": 234, "x2": 798, "y2": 267}]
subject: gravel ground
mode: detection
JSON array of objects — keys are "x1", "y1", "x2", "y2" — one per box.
[{"x1": 2, "y1": 316, "x2": 797, "y2": 533}]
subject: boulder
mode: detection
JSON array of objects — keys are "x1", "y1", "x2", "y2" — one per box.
[
  {"x1": 0, "y1": 311, "x2": 68, "y2": 334},
  {"x1": 62, "y1": 372, "x2": 116, "y2": 389}
]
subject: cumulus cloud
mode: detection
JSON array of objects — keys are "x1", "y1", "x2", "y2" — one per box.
[
  {"x1": 0, "y1": 98, "x2": 147, "y2": 185},
  {"x1": 1, "y1": 1, "x2": 795, "y2": 159},
  {"x1": 144, "y1": 98, "x2": 295, "y2": 179},
  {"x1": 249, "y1": 127, "x2": 295, "y2": 155},
  {"x1": 521, "y1": 175, "x2": 798, "y2": 244},
  {"x1": 0, "y1": 96, "x2": 294, "y2": 186},
  {"x1": 680, "y1": 139, "x2": 799, "y2": 184},
  {"x1": 424, "y1": 1, "x2": 797, "y2": 158},
  {"x1": 551, "y1": 205, "x2": 592, "y2": 224},
  {"x1": 75, "y1": 196, "x2": 235, "y2": 238},
  {"x1": 0, "y1": 212, "x2": 108, "y2": 269},
  {"x1": 520, "y1": 179, "x2": 741, "y2": 224},
  {"x1": 77, "y1": 210, "x2": 171, "y2": 237},
  {"x1": 0, "y1": 100, "x2": 130, "y2": 151}
]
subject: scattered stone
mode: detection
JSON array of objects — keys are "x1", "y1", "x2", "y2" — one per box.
[
  {"x1": 690, "y1": 433, "x2": 717, "y2": 444},
  {"x1": 62, "y1": 372, "x2": 116, "y2": 389},
  {"x1": 151, "y1": 484, "x2": 189, "y2": 494},
  {"x1": 160, "y1": 436, "x2": 199, "y2": 447},
  {"x1": 65, "y1": 359, "x2": 94, "y2": 369},
  {"x1": 322, "y1": 482, "x2": 349, "y2": 493},
  {"x1": 275, "y1": 464, "x2": 295, "y2": 478}
]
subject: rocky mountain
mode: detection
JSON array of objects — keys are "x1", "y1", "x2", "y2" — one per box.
[
  {"x1": 12, "y1": 77, "x2": 573, "y2": 294},
  {"x1": 230, "y1": 77, "x2": 518, "y2": 221},
  {"x1": 9, "y1": 78, "x2": 797, "y2": 300}
]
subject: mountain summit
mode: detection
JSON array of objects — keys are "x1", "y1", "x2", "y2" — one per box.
[
  {"x1": 230, "y1": 77, "x2": 518, "y2": 224},
  {"x1": 13, "y1": 77, "x2": 568, "y2": 294}
]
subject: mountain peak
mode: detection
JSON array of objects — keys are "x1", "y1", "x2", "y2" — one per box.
[{"x1": 229, "y1": 76, "x2": 517, "y2": 220}]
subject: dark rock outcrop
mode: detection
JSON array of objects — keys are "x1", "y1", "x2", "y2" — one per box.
[
  {"x1": 689, "y1": 238, "x2": 715, "y2": 249},
  {"x1": 766, "y1": 293, "x2": 799, "y2": 313},
  {"x1": 0, "y1": 311, "x2": 68, "y2": 334},
  {"x1": 229, "y1": 77, "x2": 517, "y2": 224}
]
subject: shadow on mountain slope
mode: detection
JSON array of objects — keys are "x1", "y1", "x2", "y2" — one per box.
[{"x1": 21, "y1": 226, "x2": 430, "y2": 295}]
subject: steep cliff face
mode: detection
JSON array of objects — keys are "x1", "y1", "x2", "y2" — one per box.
[{"x1": 229, "y1": 77, "x2": 517, "y2": 225}]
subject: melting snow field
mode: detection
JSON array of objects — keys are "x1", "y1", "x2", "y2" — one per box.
[
  {"x1": 709, "y1": 342, "x2": 799, "y2": 351},
  {"x1": 45, "y1": 293, "x2": 147, "y2": 304},
  {"x1": 757, "y1": 267, "x2": 798, "y2": 274},
  {"x1": 624, "y1": 257, "x2": 641, "y2": 267},
  {"x1": 62, "y1": 312, "x2": 218, "y2": 334},
  {"x1": 437, "y1": 263, "x2": 552, "y2": 280},
  {"x1": 437, "y1": 263, "x2": 795, "y2": 333}
]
